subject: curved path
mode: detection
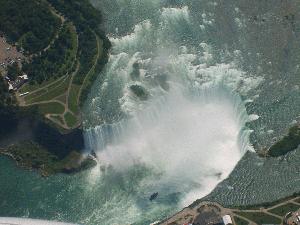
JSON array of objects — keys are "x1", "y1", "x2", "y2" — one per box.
[
  {"x1": 18, "y1": 30, "x2": 103, "y2": 130},
  {"x1": 160, "y1": 196, "x2": 300, "y2": 225}
]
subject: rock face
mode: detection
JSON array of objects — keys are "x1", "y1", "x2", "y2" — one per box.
[{"x1": 130, "y1": 84, "x2": 149, "y2": 100}]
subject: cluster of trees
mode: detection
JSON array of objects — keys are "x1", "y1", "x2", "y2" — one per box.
[
  {"x1": 0, "y1": 0, "x2": 111, "y2": 137},
  {"x1": 78, "y1": 45, "x2": 110, "y2": 106},
  {"x1": 19, "y1": 0, "x2": 108, "y2": 85},
  {"x1": 23, "y1": 24, "x2": 75, "y2": 84},
  {"x1": 48, "y1": 0, "x2": 103, "y2": 32},
  {"x1": 33, "y1": 122, "x2": 84, "y2": 159},
  {"x1": 0, "y1": 78, "x2": 18, "y2": 136},
  {"x1": 47, "y1": 0, "x2": 107, "y2": 86},
  {"x1": 0, "y1": 0, "x2": 60, "y2": 54},
  {"x1": 73, "y1": 28, "x2": 97, "y2": 85},
  {"x1": 7, "y1": 62, "x2": 22, "y2": 80},
  {"x1": 48, "y1": 0, "x2": 111, "y2": 105}
]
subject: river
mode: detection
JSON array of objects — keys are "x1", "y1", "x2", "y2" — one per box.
[{"x1": 1, "y1": 0, "x2": 300, "y2": 224}]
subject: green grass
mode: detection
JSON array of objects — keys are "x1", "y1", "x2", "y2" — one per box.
[
  {"x1": 64, "y1": 112, "x2": 78, "y2": 128},
  {"x1": 68, "y1": 84, "x2": 80, "y2": 114},
  {"x1": 37, "y1": 102, "x2": 65, "y2": 115},
  {"x1": 228, "y1": 193, "x2": 300, "y2": 210},
  {"x1": 55, "y1": 94, "x2": 67, "y2": 104},
  {"x1": 49, "y1": 115, "x2": 64, "y2": 124},
  {"x1": 21, "y1": 77, "x2": 58, "y2": 92},
  {"x1": 234, "y1": 212, "x2": 281, "y2": 225},
  {"x1": 23, "y1": 76, "x2": 67, "y2": 102},
  {"x1": 269, "y1": 203, "x2": 299, "y2": 216},
  {"x1": 24, "y1": 89, "x2": 45, "y2": 101},
  {"x1": 26, "y1": 76, "x2": 71, "y2": 103},
  {"x1": 234, "y1": 216, "x2": 249, "y2": 225}
]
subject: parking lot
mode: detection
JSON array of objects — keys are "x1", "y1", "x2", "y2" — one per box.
[{"x1": 0, "y1": 36, "x2": 25, "y2": 73}]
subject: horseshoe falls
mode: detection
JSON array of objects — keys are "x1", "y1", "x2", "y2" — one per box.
[
  {"x1": 1, "y1": 1, "x2": 300, "y2": 225},
  {"x1": 83, "y1": 0, "x2": 258, "y2": 224},
  {"x1": 82, "y1": 0, "x2": 300, "y2": 223}
]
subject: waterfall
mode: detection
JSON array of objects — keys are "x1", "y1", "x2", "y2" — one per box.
[
  {"x1": 85, "y1": 86, "x2": 252, "y2": 155},
  {"x1": 81, "y1": 1, "x2": 263, "y2": 223},
  {"x1": 83, "y1": 82, "x2": 253, "y2": 206}
]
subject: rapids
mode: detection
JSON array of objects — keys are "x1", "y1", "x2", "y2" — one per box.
[
  {"x1": 82, "y1": 0, "x2": 259, "y2": 223},
  {"x1": 1, "y1": 1, "x2": 300, "y2": 225}
]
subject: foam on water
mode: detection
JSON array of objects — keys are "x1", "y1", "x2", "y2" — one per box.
[
  {"x1": 85, "y1": 83, "x2": 252, "y2": 207},
  {"x1": 82, "y1": 2, "x2": 261, "y2": 223}
]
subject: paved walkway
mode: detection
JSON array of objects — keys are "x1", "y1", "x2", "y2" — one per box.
[
  {"x1": 17, "y1": 29, "x2": 103, "y2": 130},
  {"x1": 160, "y1": 196, "x2": 300, "y2": 225}
]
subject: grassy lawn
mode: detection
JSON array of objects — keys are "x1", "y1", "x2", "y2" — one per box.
[
  {"x1": 23, "y1": 76, "x2": 67, "y2": 102},
  {"x1": 64, "y1": 112, "x2": 78, "y2": 127},
  {"x1": 24, "y1": 89, "x2": 45, "y2": 101},
  {"x1": 269, "y1": 203, "x2": 299, "y2": 216},
  {"x1": 55, "y1": 94, "x2": 67, "y2": 103},
  {"x1": 234, "y1": 216, "x2": 249, "y2": 225},
  {"x1": 49, "y1": 115, "x2": 65, "y2": 124},
  {"x1": 37, "y1": 102, "x2": 65, "y2": 115},
  {"x1": 68, "y1": 84, "x2": 80, "y2": 114},
  {"x1": 26, "y1": 76, "x2": 71, "y2": 103},
  {"x1": 20, "y1": 77, "x2": 58, "y2": 92},
  {"x1": 234, "y1": 212, "x2": 281, "y2": 225}
]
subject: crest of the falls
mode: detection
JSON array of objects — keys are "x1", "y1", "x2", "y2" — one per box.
[{"x1": 82, "y1": 1, "x2": 262, "y2": 222}]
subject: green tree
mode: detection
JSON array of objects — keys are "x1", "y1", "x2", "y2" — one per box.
[{"x1": 7, "y1": 62, "x2": 22, "y2": 80}]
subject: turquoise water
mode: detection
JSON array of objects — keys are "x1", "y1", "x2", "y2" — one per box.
[{"x1": 0, "y1": 157, "x2": 179, "y2": 224}]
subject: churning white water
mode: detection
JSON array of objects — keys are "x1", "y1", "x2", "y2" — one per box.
[
  {"x1": 82, "y1": 1, "x2": 262, "y2": 223},
  {"x1": 85, "y1": 85, "x2": 252, "y2": 207}
]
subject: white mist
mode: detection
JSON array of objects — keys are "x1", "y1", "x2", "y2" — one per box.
[{"x1": 86, "y1": 87, "x2": 249, "y2": 207}]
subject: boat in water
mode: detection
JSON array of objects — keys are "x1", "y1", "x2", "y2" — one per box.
[{"x1": 149, "y1": 192, "x2": 159, "y2": 201}]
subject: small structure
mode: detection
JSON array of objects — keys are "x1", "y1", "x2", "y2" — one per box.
[
  {"x1": 19, "y1": 92, "x2": 29, "y2": 97},
  {"x1": 19, "y1": 74, "x2": 28, "y2": 80},
  {"x1": 8, "y1": 82, "x2": 14, "y2": 91},
  {"x1": 8, "y1": 74, "x2": 29, "y2": 91},
  {"x1": 222, "y1": 215, "x2": 233, "y2": 225}
]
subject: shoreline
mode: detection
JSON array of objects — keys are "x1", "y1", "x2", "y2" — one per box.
[
  {"x1": 0, "y1": 143, "x2": 97, "y2": 177},
  {"x1": 160, "y1": 194, "x2": 300, "y2": 225}
]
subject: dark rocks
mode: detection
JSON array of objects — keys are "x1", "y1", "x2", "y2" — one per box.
[{"x1": 130, "y1": 84, "x2": 149, "y2": 100}]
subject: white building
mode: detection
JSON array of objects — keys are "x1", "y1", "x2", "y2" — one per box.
[
  {"x1": 19, "y1": 74, "x2": 28, "y2": 80},
  {"x1": 222, "y1": 215, "x2": 233, "y2": 225}
]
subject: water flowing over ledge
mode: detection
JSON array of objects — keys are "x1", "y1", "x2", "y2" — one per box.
[
  {"x1": 84, "y1": 84, "x2": 253, "y2": 207},
  {"x1": 81, "y1": 1, "x2": 261, "y2": 223}
]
